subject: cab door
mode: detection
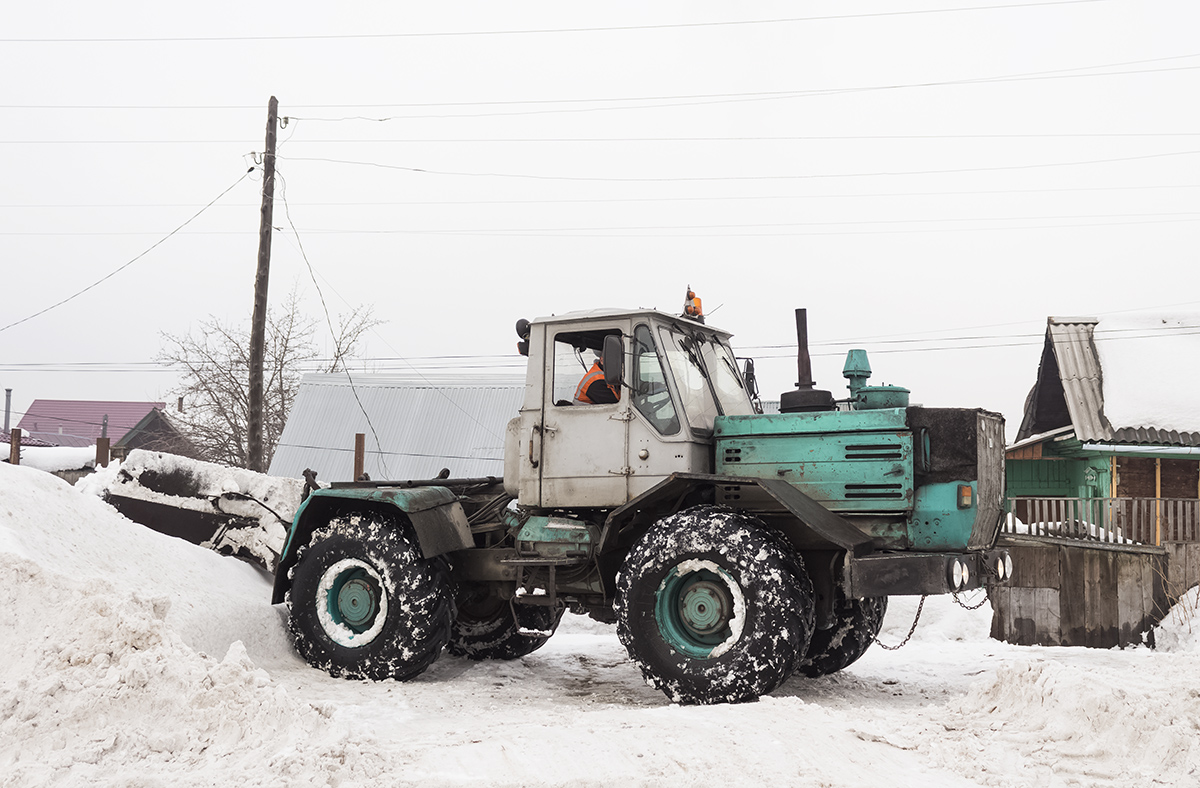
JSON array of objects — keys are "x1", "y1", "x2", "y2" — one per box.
[{"x1": 537, "y1": 322, "x2": 630, "y2": 508}]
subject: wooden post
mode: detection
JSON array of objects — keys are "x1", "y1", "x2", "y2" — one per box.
[
  {"x1": 354, "y1": 433, "x2": 366, "y2": 481},
  {"x1": 9, "y1": 428, "x2": 20, "y2": 465},
  {"x1": 247, "y1": 95, "x2": 279, "y2": 472},
  {"x1": 1155, "y1": 457, "x2": 1162, "y2": 546},
  {"x1": 96, "y1": 437, "x2": 110, "y2": 468}
]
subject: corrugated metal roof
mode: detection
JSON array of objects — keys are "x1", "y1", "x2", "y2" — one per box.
[
  {"x1": 1019, "y1": 318, "x2": 1200, "y2": 448},
  {"x1": 16, "y1": 400, "x2": 165, "y2": 448},
  {"x1": 268, "y1": 372, "x2": 527, "y2": 482},
  {"x1": 1046, "y1": 318, "x2": 1110, "y2": 443}
]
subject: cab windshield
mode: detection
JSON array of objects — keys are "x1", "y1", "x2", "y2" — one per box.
[{"x1": 657, "y1": 323, "x2": 755, "y2": 434}]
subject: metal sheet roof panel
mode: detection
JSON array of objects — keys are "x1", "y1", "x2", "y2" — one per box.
[
  {"x1": 268, "y1": 373, "x2": 526, "y2": 482},
  {"x1": 16, "y1": 400, "x2": 165, "y2": 448}
]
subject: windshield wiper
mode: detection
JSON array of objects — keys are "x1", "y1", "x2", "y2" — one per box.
[{"x1": 677, "y1": 335, "x2": 709, "y2": 380}]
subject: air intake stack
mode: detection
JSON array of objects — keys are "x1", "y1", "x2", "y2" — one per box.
[{"x1": 778, "y1": 308, "x2": 836, "y2": 413}]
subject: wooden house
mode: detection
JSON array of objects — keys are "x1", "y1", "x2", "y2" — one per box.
[{"x1": 992, "y1": 315, "x2": 1200, "y2": 647}]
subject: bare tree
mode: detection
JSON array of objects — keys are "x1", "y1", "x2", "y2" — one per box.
[{"x1": 158, "y1": 290, "x2": 380, "y2": 468}]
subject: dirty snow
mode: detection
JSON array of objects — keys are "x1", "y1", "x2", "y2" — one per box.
[
  {"x1": 1095, "y1": 312, "x2": 1200, "y2": 434},
  {"x1": 2, "y1": 461, "x2": 1199, "y2": 786}
]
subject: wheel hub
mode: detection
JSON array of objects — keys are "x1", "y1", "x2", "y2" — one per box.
[
  {"x1": 318, "y1": 559, "x2": 387, "y2": 642},
  {"x1": 678, "y1": 579, "x2": 731, "y2": 635},
  {"x1": 336, "y1": 576, "x2": 378, "y2": 628},
  {"x1": 654, "y1": 564, "x2": 738, "y2": 658}
]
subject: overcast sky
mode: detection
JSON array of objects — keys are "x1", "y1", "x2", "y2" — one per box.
[{"x1": 2, "y1": 1, "x2": 1198, "y2": 443}]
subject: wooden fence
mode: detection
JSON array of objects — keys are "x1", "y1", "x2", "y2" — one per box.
[{"x1": 1005, "y1": 497, "x2": 1200, "y2": 545}]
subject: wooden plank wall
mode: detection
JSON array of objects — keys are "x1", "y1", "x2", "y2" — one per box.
[
  {"x1": 990, "y1": 536, "x2": 1170, "y2": 648},
  {"x1": 1164, "y1": 542, "x2": 1200, "y2": 600}
]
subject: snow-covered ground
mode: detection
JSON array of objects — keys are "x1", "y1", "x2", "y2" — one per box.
[{"x1": 2, "y1": 461, "x2": 1199, "y2": 787}]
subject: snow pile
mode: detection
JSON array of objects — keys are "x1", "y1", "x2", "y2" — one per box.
[
  {"x1": 929, "y1": 659, "x2": 1200, "y2": 786},
  {"x1": 1094, "y1": 312, "x2": 1200, "y2": 434},
  {"x1": 0, "y1": 462, "x2": 384, "y2": 786},
  {"x1": 879, "y1": 592, "x2": 993, "y2": 644},
  {"x1": 82, "y1": 449, "x2": 308, "y2": 571},
  {"x1": 1154, "y1": 586, "x2": 1200, "y2": 652},
  {"x1": 11, "y1": 445, "x2": 97, "y2": 472}
]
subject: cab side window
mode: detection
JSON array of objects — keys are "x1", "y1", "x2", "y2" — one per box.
[
  {"x1": 552, "y1": 329, "x2": 622, "y2": 406},
  {"x1": 631, "y1": 324, "x2": 680, "y2": 434}
]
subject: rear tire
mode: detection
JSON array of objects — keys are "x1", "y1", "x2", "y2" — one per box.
[
  {"x1": 615, "y1": 506, "x2": 814, "y2": 705},
  {"x1": 448, "y1": 588, "x2": 563, "y2": 660},
  {"x1": 798, "y1": 592, "x2": 887, "y2": 678},
  {"x1": 287, "y1": 510, "x2": 453, "y2": 681}
]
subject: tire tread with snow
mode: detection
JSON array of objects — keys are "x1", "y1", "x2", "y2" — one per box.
[
  {"x1": 287, "y1": 510, "x2": 454, "y2": 682},
  {"x1": 448, "y1": 590, "x2": 564, "y2": 661},
  {"x1": 798, "y1": 592, "x2": 887, "y2": 678},
  {"x1": 615, "y1": 505, "x2": 815, "y2": 705}
]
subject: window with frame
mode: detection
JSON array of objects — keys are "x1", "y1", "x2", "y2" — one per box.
[
  {"x1": 551, "y1": 328, "x2": 622, "y2": 406},
  {"x1": 631, "y1": 324, "x2": 680, "y2": 435}
]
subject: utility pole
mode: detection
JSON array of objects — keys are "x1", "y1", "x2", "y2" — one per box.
[{"x1": 248, "y1": 96, "x2": 278, "y2": 472}]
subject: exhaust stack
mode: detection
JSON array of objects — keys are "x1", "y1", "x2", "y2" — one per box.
[{"x1": 778, "y1": 309, "x2": 835, "y2": 413}]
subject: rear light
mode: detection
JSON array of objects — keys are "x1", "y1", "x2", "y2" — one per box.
[{"x1": 957, "y1": 484, "x2": 973, "y2": 509}]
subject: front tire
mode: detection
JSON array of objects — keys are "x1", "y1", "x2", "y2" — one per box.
[
  {"x1": 288, "y1": 510, "x2": 453, "y2": 681},
  {"x1": 615, "y1": 506, "x2": 814, "y2": 704}
]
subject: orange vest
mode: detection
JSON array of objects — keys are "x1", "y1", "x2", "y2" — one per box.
[{"x1": 574, "y1": 362, "x2": 618, "y2": 404}]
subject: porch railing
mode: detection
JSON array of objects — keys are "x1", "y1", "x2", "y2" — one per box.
[{"x1": 1004, "y1": 497, "x2": 1200, "y2": 545}]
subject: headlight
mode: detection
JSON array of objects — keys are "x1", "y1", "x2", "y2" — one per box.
[
  {"x1": 1004, "y1": 553, "x2": 1014, "y2": 581},
  {"x1": 948, "y1": 558, "x2": 965, "y2": 590},
  {"x1": 961, "y1": 561, "x2": 970, "y2": 587},
  {"x1": 996, "y1": 556, "x2": 1007, "y2": 581}
]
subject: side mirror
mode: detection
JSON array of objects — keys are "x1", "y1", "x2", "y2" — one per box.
[
  {"x1": 515, "y1": 318, "x2": 531, "y2": 357},
  {"x1": 743, "y1": 358, "x2": 759, "y2": 399},
  {"x1": 602, "y1": 334, "x2": 624, "y2": 389}
]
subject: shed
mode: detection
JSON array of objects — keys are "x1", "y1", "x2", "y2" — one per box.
[{"x1": 268, "y1": 372, "x2": 527, "y2": 483}]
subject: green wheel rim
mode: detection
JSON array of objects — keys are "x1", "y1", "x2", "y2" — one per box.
[
  {"x1": 326, "y1": 566, "x2": 381, "y2": 634},
  {"x1": 654, "y1": 565, "x2": 736, "y2": 659}
]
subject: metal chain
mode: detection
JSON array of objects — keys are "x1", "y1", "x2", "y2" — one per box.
[
  {"x1": 953, "y1": 589, "x2": 991, "y2": 611},
  {"x1": 875, "y1": 595, "x2": 927, "y2": 651}
]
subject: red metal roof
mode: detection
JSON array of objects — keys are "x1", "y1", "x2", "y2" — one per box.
[{"x1": 16, "y1": 400, "x2": 166, "y2": 448}]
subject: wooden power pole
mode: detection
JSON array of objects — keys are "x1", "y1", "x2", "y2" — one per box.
[{"x1": 248, "y1": 95, "x2": 278, "y2": 472}]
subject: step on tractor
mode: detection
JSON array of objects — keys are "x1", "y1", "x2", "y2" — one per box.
[{"x1": 272, "y1": 296, "x2": 1012, "y2": 704}]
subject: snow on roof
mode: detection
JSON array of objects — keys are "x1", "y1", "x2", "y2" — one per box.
[
  {"x1": 1017, "y1": 313, "x2": 1200, "y2": 447},
  {"x1": 1094, "y1": 312, "x2": 1200, "y2": 438},
  {"x1": 268, "y1": 372, "x2": 525, "y2": 482},
  {"x1": 16, "y1": 399, "x2": 165, "y2": 448}
]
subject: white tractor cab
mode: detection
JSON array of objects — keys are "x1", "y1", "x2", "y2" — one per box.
[{"x1": 505, "y1": 308, "x2": 758, "y2": 509}]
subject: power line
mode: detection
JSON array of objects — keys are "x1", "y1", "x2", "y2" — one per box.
[
  {"x1": 5, "y1": 51, "x2": 1198, "y2": 112},
  {"x1": 8, "y1": 132, "x2": 1200, "y2": 144},
  {"x1": 275, "y1": 168, "x2": 507, "y2": 453},
  {"x1": 14, "y1": 321, "x2": 1200, "y2": 373},
  {"x1": 5, "y1": 182, "x2": 1200, "y2": 210},
  {"x1": 0, "y1": 2, "x2": 1110, "y2": 43},
  {"x1": 283, "y1": 60, "x2": 1200, "y2": 121},
  {"x1": 2, "y1": 213, "x2": 1200, "y2": 238},
  {"x1": 279, "y1": 149, "x2": 1200, "y2": 183},
  {"x1": 0, "y1": 169, "x2": 253, "y2": 334}
]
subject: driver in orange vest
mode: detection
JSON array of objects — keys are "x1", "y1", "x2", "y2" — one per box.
[{"x1": 574, "y1": 354, "x2": 620, "y2": 405}]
